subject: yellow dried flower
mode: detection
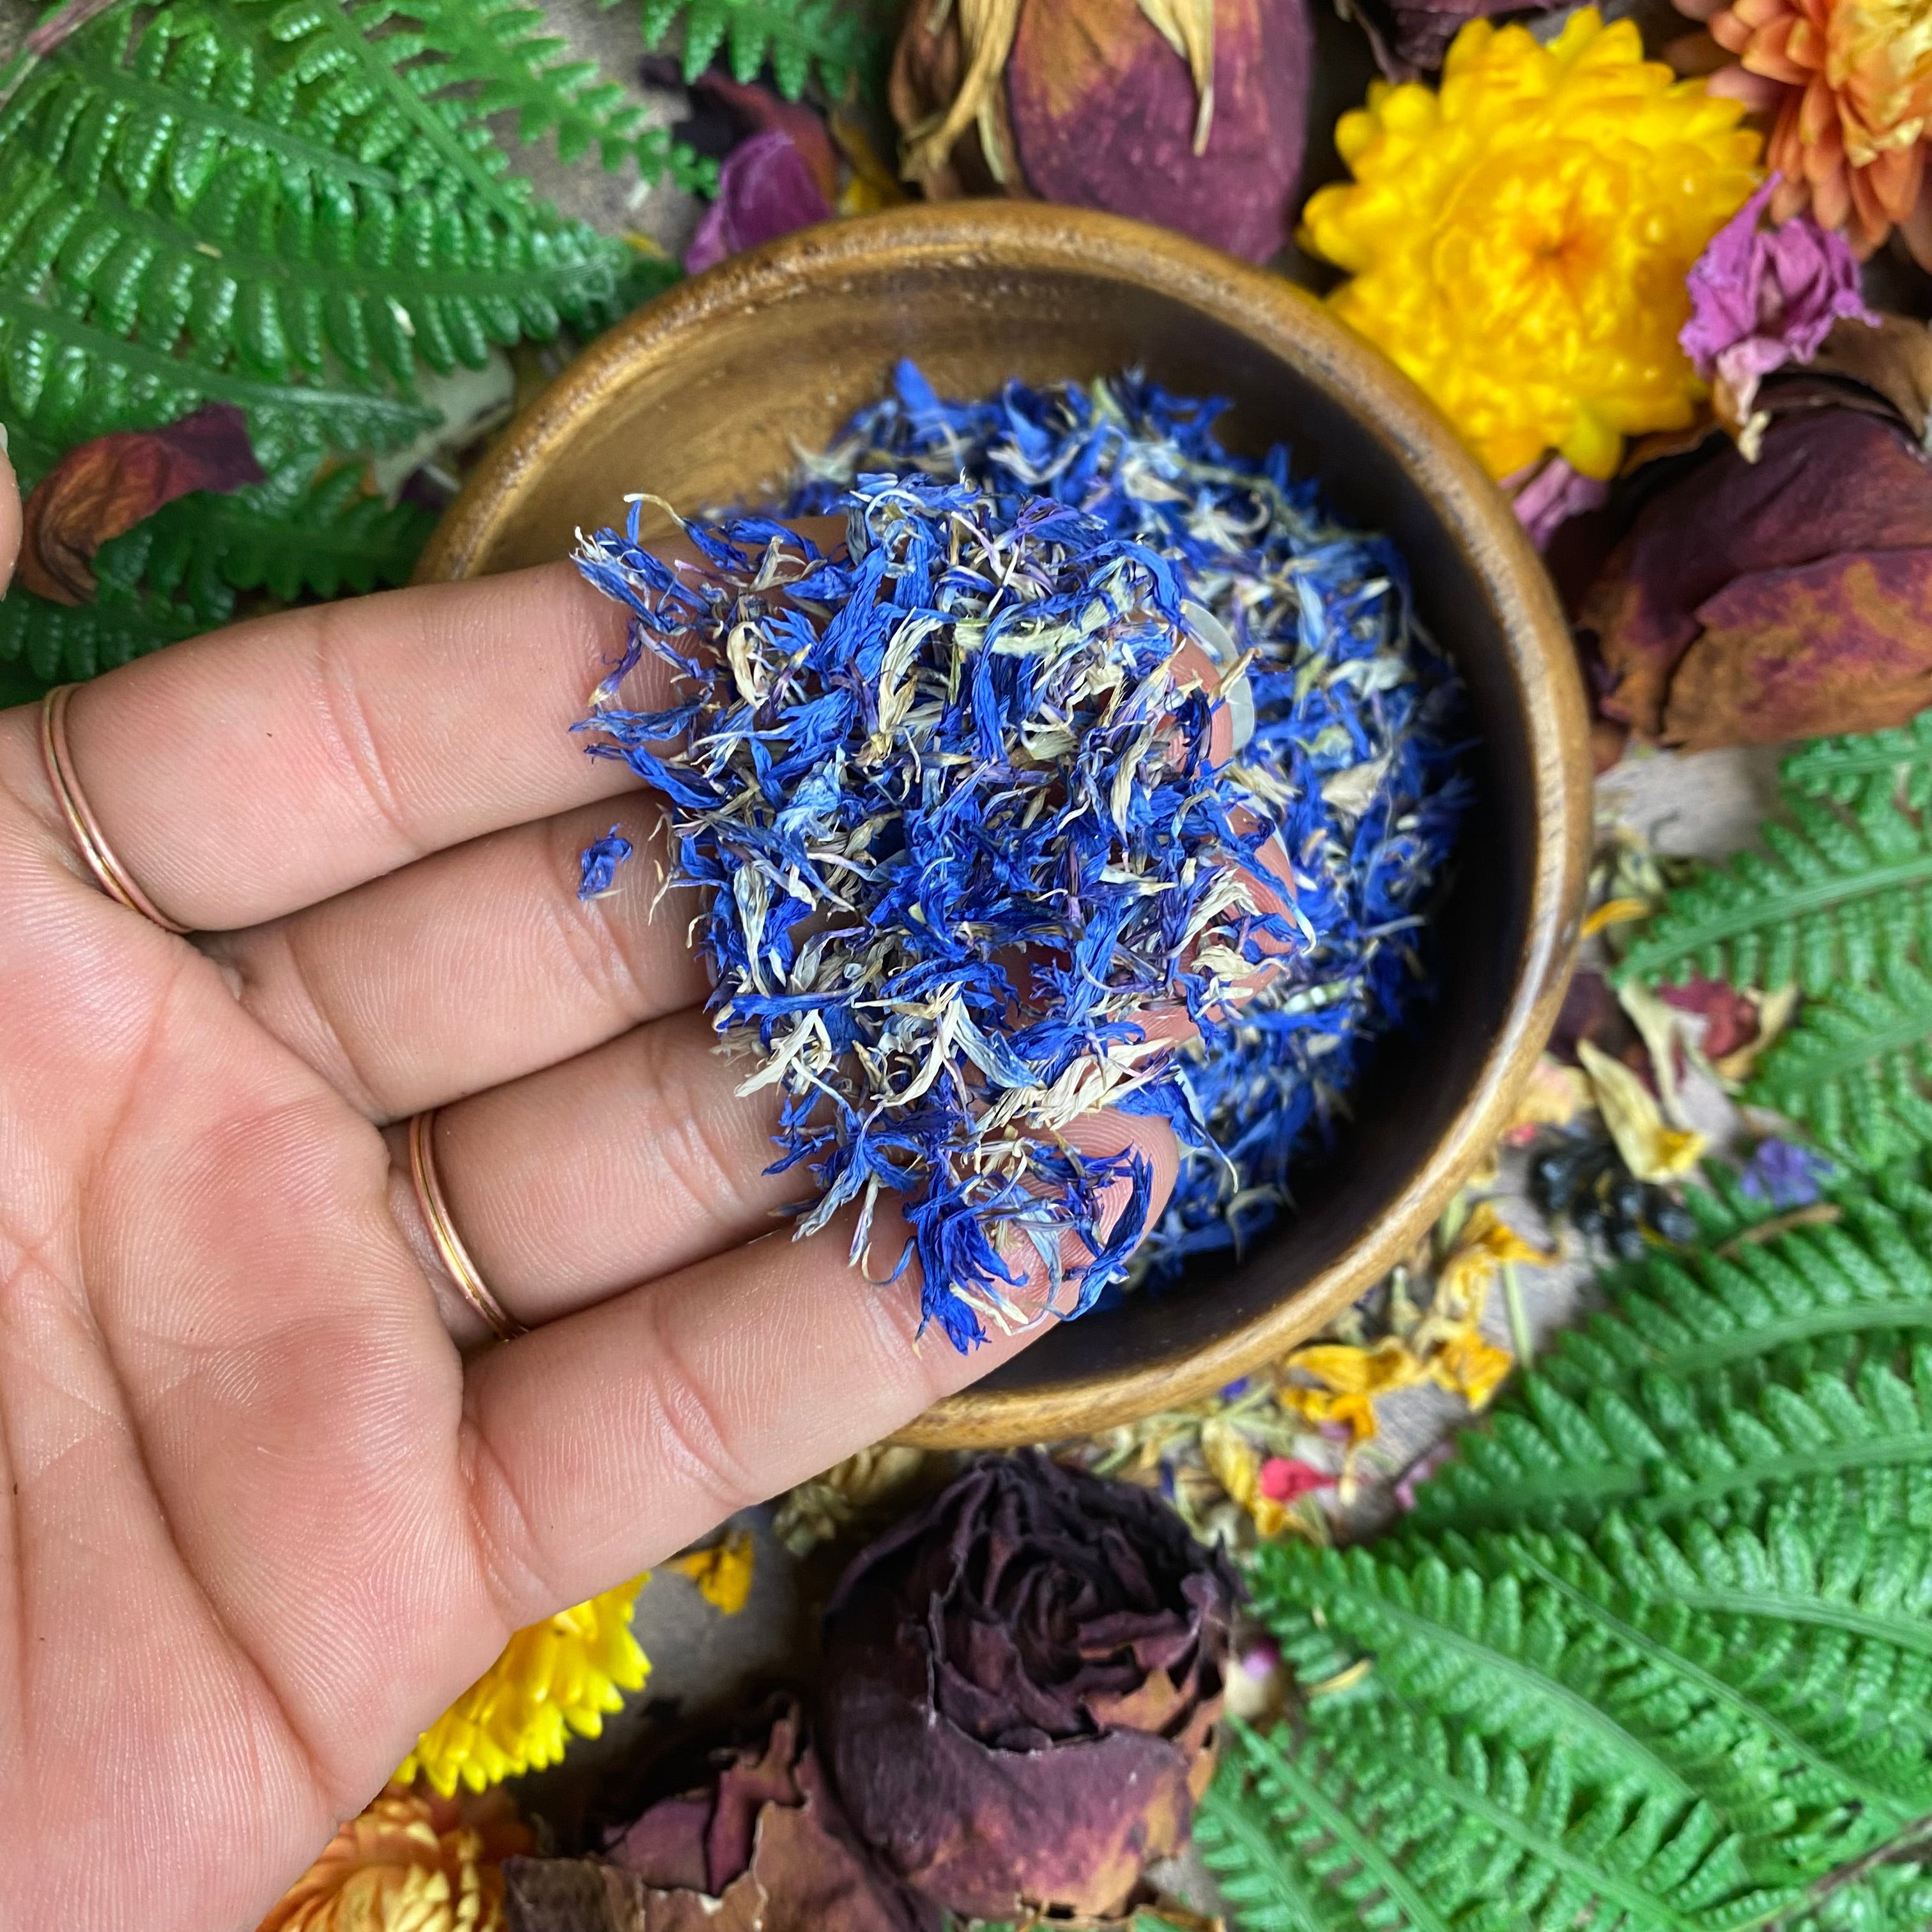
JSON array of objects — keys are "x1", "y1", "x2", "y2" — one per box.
[
  {"x1": 1301, "y1": 10, "x2": 1763, "y2": 479},
  {"x1": 670, "y1": 1529, "x2": 756, "y2": 1614},
  {"x1": 256, "y1": 1783, "x2": 529, "y2": 1932},
  {"x1": 1280, "y1": 1336, "x2": 1428, "y2": 1442},
  {"x1": 397, "y1": 1577, "x2": 650, "y2": 1798}
]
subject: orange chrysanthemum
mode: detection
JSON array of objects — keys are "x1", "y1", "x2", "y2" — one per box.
[
  {"x1": 256, "y1": 1782, "x2": 530, "y2": 1932},
  {"x1": 1680, "y1": 0, "x2": 1932, "y2": 261}
]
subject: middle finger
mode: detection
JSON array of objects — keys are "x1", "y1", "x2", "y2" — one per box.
[{"x1": 203, "y1": 795, "x2": 708, "y2": 1118}]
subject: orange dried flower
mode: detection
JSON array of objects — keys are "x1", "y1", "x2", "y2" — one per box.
[
  {"x1": 256, "y1": 1782, "x2": 530, "y2": 1932},
  {"x1": 1680, "y1": 0, "x2": 1932, "y2": 261}
]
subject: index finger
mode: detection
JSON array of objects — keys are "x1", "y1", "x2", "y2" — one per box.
[{"x1": 2, "y1": 517, "x2": 847, "y2": 934}]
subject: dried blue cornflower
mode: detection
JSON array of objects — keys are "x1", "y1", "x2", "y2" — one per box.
[
  {"x1": 578, "y1": 827, "x2": 633, "y2": 901},
  {"x1": 786, "y1": 366, "x2": 1469, "y2": 1287},
  {"x1": 575, "y1": 367, "x2": 1468, "y2": 1344}
]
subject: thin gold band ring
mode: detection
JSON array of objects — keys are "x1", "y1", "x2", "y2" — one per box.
[
  {"x1": 39, "y1": 684, "x2": 191, "y2": 933},
  {"x1": 408, "y1": 1109, "x2": 526, "y2": 1344}
]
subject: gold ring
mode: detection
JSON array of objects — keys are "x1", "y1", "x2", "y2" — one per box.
[
  {"x1": 408, "y1": 1110, "x2": 525, "y2": 1343},
  {"x1": 39, "y1": 684, "x2": 191, "y2": 933}
]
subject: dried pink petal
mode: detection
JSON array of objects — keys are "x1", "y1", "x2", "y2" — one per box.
[
  {"x1": 1680, "y1": 178, "x2": 1878, "y2": 420},
  {"x1": 683, "y1": 130, "x2": 832, "y2": 277}
]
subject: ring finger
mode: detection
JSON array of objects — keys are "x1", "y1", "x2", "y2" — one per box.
[{"x1": 388, "y1": 1001, "x2": 1180, "y2": 1344}]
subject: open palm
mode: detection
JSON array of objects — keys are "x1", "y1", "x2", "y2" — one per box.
[{"x1": 0, "y1": 456, "x2": 1172, "y2": 1931}]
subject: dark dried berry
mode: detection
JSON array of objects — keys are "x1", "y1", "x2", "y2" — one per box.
[{"x1": 1649, "y1": 1196, "x2": 1699, "y2": 1245}]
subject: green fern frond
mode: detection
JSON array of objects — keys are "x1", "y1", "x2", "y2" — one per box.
[
  {"x1": 1410, "y1": 1204, "x2": 1932, "y2": 1534},
  {"x1": 1751, "y1": 958, "x2": 1932, "y2": 1174},
  {"x1": 1503, "y1": 1519, "x2": 1932, "y2": 1823},
  {"x1": 0, "y1": 575, "x2": 212, "y2": 687},
  {"x1": 0, "y1": 0, "x2": 634, "y2": 459},
  {"x1": 1251, "y1": 1540, "x2": 1890, "y2": 1873},
  {"x1": 1411, "y1": 1340, "x2": 1932, "y2": 1535},
  {"x1": 402, "y1": 0, "x2": 717, "y2": 190},
  {"x1": 1783, "y1": 717, "x2": 1932, "y2": 815},
  {"x1": 142, "y1": 457, "x2": 434, "y2": 603},
  {"x1": 1199, "y1": 1713, "x2": 1781, "y2": 1932},
  {"x1": 1770, "y1": 1842, "x2": 1932, "y2": 1932},
  {"x1": 640, "y1": 0, "x2": 882, "y2": 101},
  {"x1": 1529, "y1": 1200, "x2": 1932, "y2": 1400},
  {"x1": 1614, "y1": 790, "x2": 1932, "y2": 999},
  {"x1": 0, "y1": 456, "x2": 432, "y2": 692}
]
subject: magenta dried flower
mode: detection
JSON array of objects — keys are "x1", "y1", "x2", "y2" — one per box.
[
  {"x1": 1506, "y1": 454, "x2": 1610, "y2": 550},
  {"x1": 820, "y1": 1452, "x2": 1240, "y2": 1921},
  {"x1": 683, "y1": 128, "x2": 831, "y2": 275},
  {"x1": 1680, "y1": 178, "x2": 1878, "y2": 425}
]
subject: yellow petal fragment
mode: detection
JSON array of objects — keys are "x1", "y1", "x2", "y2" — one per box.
[
  {"x1": 671, "y1": 1529, "x2": 756, "y2": 1615},
  {"x1": 1580, "y1": 895, "x2": 1655, "y2": 939},
  {"x1": 1577, "y1": 1038, "x2": 1707, "y2": 1182}
]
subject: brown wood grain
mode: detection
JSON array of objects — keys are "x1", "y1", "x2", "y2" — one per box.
[{"x1": 417, "y1": 202, "x2": 1591, "y2": 1450}]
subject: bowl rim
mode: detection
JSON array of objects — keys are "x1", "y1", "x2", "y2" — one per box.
[{"x1": 418, "y1": 201, "x2": 1591, "y2": 1450}]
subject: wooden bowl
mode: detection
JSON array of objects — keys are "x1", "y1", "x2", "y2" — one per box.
[{"x1": 418, "y1": 202, "x2": 1591, "y2": 1450}]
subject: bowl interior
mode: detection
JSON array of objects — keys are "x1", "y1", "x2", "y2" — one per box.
[{"x1": 425, "y1": 210, "x2": 1584, "y2": 1444}]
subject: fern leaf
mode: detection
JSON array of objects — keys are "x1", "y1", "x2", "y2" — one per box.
[
  {"x1": 1614, "y1": 791, "x2": 1932, "y2": 998},
  {"x1": 1501, "y1": 1522, "x2": 1932, "y2": 1826},
  {"x1": 1412, "y1": 1207, "x2": 1932, "y2": 1534},
  {"x1": 1201, "y1": 1713, "x2": 1779, "y2": 1932},
  {"x1": 1529, "y1": 1200, "x2": 1932, "y2": 1400},
  {"x1": 640, "y1": 0, "x2": 881, "y2": 102},
  {"x1": 1783, "y1": 716, "x2": 1932, "y2": 815},
  {"x1": 0, "y1": 572, "x2": 218, "y2": 689},
  {"x1": 1770, "y1": 1841, "x2": 1932, "y2": 1932},
  {"x1": 399, "y1": 0, "x2": 714, "y2": 188},
  {"x1": 1413, "y1": 1341, "x2": 1932, "y2": 1535},
  {"x1": 1250, "y1": 1542, "x2": 1825, "y2": 1846},
  {"x1": 0, "y1": 457, "x2": 431, "y2": 693},
  {"x1": 142, "y1": 457, "x2": 434, "y2": 603},
  {"x1": 1751, "y1": 956, "x2": 1932, "y2": 1174},
  {"x1": 0, "y1": 0, "x2": 629, "y2": 454}
]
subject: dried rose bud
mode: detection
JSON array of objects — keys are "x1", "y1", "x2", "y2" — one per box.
[
  {"x1": 890, "y1": 0, "x2": 1312, "y2": 264},
  {"x1": 20, "y1": 403, "x2": 263, "y2": 605},
  {"x1": 821, "y1": 1452, "x2": 1240, "y2": 1921},
  {"x1": 502, "y1": 1698, "x2": 929, "y2": 1932},
  {"x1": 1581, "y1": 407, "x2": 1932, "y2": 749}
]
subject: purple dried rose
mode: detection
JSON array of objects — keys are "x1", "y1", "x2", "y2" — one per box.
[
  {"x1": 1582, "y1": 408, "x2": 1932, "y2": 749},
  {"x1": 821, "y1": 1452, "x2": 1241, "y2": 1922},
  {"x1": 891, "y1": 0, "x2": 1312, "y2": 264},
  {"x1": 1680, "y1": 178, "x2": 1878, "y2": 427},
  {"x1": 502, "y1": 1697, "x2": 931, "y2": 1932},
  {"x1": 683, "y1": 129, "x2": 832, "y2": 277}
]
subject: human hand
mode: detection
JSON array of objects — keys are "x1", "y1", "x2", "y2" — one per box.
[{"x1": 0, "y1": 462, "x2": 1176, "y2": 1931}]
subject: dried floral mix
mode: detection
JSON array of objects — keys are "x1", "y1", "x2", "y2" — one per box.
[{"x1": 577, "y1": 367, "x2": 1467, "y2": 1346}]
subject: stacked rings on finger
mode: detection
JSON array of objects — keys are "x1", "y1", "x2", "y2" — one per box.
[
  {"x1": 39, "y1": 684, "x2": 192, "y2": 933},
  {"x1": 408, "y1": 1109, "x2": 526, "y2": 1342}
]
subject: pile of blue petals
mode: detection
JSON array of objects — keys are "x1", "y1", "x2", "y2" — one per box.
[{"x1": 575, "y1": 366, "x2": 1468, "y2": 1348}]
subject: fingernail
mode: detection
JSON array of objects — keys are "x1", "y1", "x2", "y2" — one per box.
[{"x1": 1182, "y1": 599, "x2": 1254, "y2": 753}]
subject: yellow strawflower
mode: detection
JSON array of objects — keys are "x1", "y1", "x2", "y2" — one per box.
[
  {"x1": 397, "y1": 1576, "x2": 650, "y2": 1798},
  {"x1": 256, "y1": 1783, "x2": 528, "y2": 1932},
  {"x1": 1301, "y1": 10, "x2": 1762, "y2": 480}
]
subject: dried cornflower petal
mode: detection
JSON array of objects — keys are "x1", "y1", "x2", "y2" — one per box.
[{"x1": 577, "y1": 369, "x2": 1467, "y2": 1340}]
